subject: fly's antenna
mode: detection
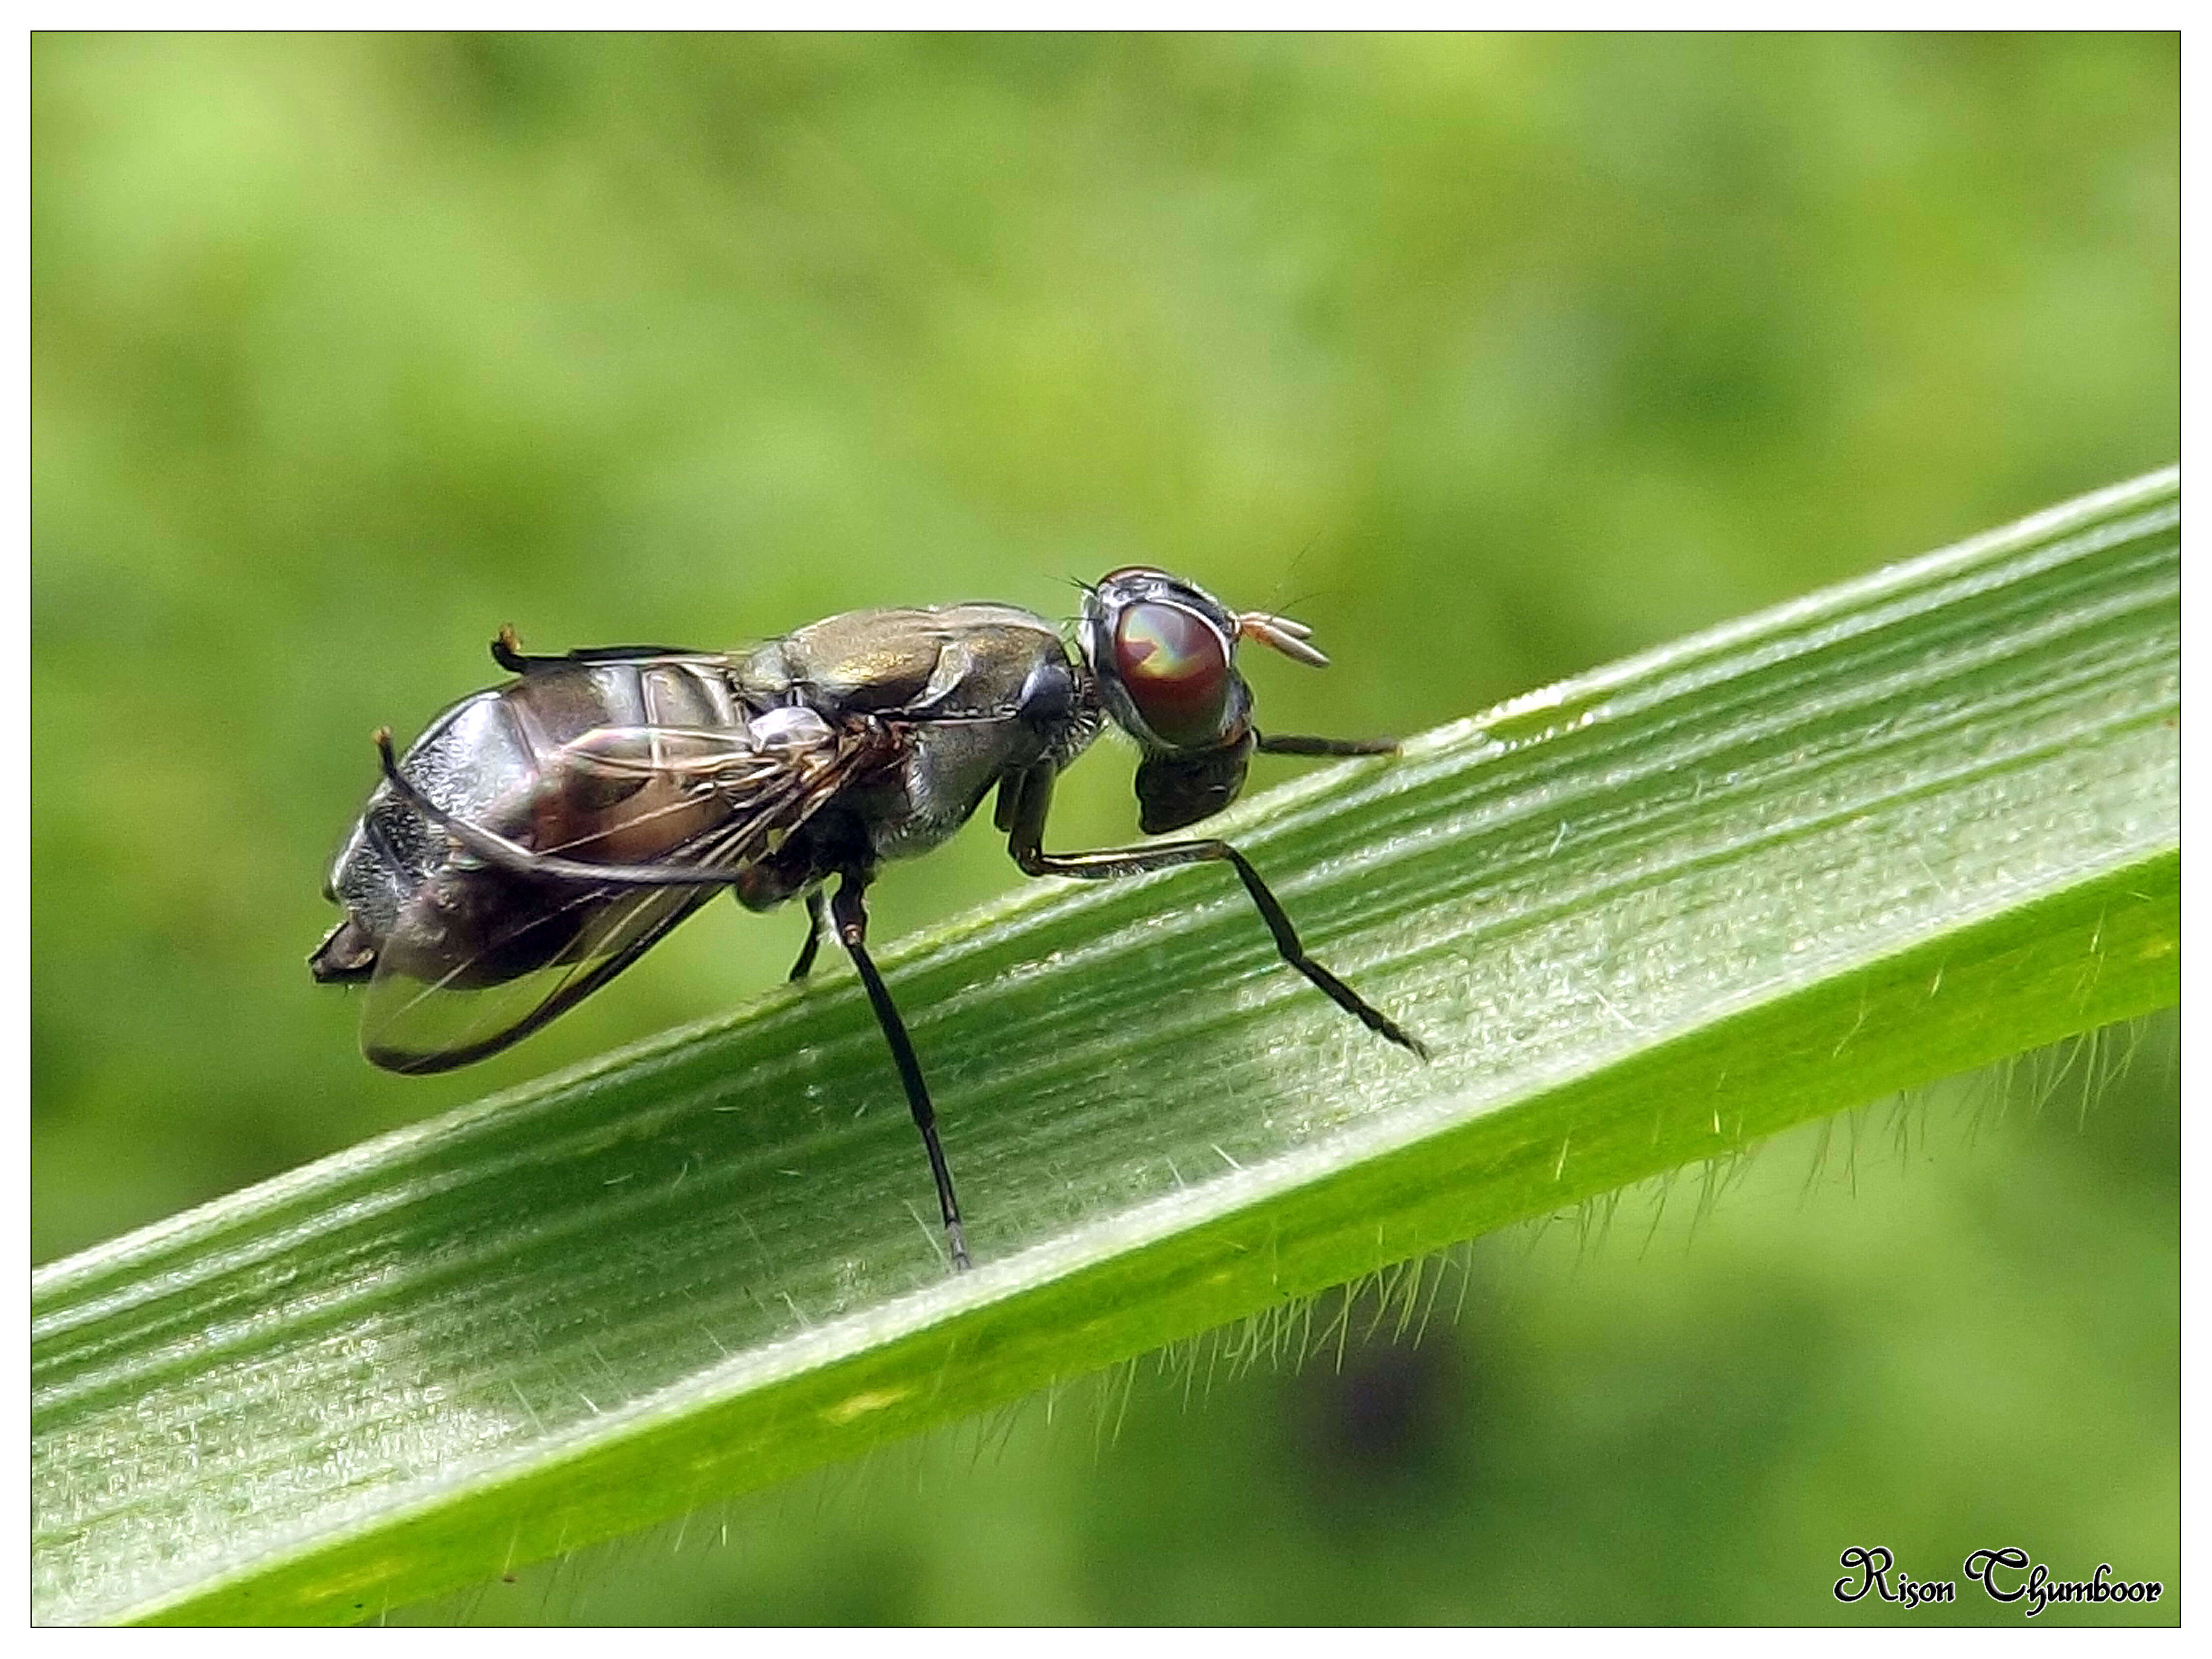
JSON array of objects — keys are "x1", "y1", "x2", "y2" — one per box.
[
  {"x1": 1265, "y1": 527, "x2": 1328, "y2": 616},
  {"x1": 1248, "y1": 521, "x2": 1355, "y2": 622},
  {"x1": 1236, "y1": 610, "x2": 1331, "y2": 669}
]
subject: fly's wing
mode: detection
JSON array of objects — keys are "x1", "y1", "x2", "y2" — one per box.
[
  {"x1": 363, "y1": 885, "x2": 715, "y2": 1073},
  {"x1": 357, "y1": 716, "x2": 893, "y2": 1073}
]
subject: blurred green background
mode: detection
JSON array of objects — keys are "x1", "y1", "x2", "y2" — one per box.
[{"x1": 33, "y1": 33, "x2": 2176, "y2": 1623}]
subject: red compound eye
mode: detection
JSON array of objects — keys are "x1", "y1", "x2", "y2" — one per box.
[{"x1": 1113, "y1": 601, "x2": 1231, "y2": 747}]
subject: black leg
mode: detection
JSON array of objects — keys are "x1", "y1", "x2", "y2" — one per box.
[
  {"x1": 788, "y1": 890, "x2": 825, "y2": 981},
  {"x1": 832, "y1": 873, "x2": 972, "y2": 1272},
  {"x1": 1253, "y1": 731, "x2": 1398, "y2": 757},
  {"x1": 1005, "y1": 764, "x2": 1428, "y2": 1059}
]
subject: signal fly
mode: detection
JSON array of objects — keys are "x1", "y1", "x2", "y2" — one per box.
[{"x1": 312, "y1": 568, "x2": 1426, "y2": 1268}]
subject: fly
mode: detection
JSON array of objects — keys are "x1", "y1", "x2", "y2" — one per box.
[{"x1": 311, "y1": 568, "x2": 1426, "y2": 1269}]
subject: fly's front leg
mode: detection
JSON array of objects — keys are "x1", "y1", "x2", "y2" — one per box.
[
  {"x1": 831, "y1": 872, "x2": 972, "y2": 1272},
  {"x1": 1004, "y1": 765, "x2": 1428, "y2": 1059},
  {"x1": 1253, "y1": 732, "x2": 1397, "y2": 757},
  {"x1": 787, "y1": 890, "x2": 826, "y2": 982}
]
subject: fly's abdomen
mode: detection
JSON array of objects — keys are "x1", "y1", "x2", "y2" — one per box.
[{"x1": 314, "y1": 659, "x2": 747, "y2": 991}]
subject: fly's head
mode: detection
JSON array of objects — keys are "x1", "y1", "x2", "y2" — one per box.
[{"x1": 1078, "y1": 567, "x2": 1333, "y2": 834}]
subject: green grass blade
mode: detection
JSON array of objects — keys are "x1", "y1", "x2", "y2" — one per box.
[{"x1": 32, "y1": 468, "x2": 2180, "y2": 1625}]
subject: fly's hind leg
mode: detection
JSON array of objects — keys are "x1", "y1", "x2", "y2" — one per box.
[
  {"x1": 1002, "y1": 763, "x2": 1427, "y2": 1059},
  {"x1": 831, "y1": 872, "x2": 971, "y2": 1272}
]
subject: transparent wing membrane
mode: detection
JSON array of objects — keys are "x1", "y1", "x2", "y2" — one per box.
[{"x1": 360, "y1": 881, "x2": 714, "y2": 1073}]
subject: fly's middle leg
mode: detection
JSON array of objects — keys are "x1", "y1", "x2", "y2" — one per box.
[
  {"x1": 831, "y1": 872, "x2": 972, "y2": 1272},
  {"x1": 787, "y1": 889, "x2": 826, "y2": 982}
]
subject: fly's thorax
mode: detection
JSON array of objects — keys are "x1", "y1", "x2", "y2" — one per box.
[
  {"x1": 736, "y1": 602, "x2": 1066, "y2": 718},
  {"x1": 863, "y1": 717, "x2": 1031, "y2": 862},
  {"x1": 728, "y1": 601, "x2": 1097, "y2": 865},
  {"x1": 859, "y1": 649, "x2": 1092, "y2": 863}
]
